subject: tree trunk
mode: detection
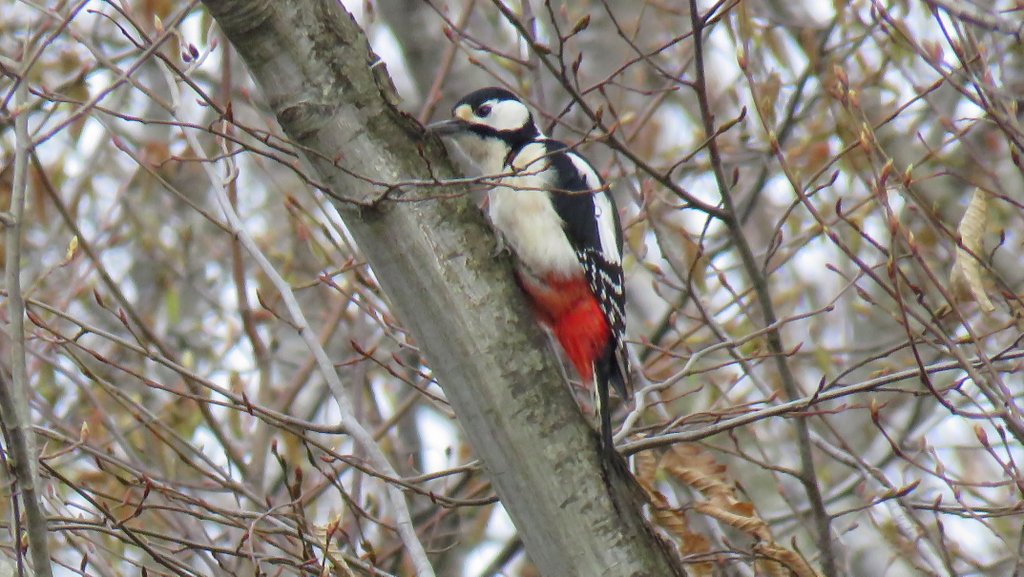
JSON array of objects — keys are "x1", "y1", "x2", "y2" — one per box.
[{"x1": 199, "y1": 1, "x2": 684, "y2": 576}]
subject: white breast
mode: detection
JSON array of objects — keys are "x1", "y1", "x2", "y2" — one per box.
[{"x1": 487, "y1": 142, "x2": 582, "y2": 279}]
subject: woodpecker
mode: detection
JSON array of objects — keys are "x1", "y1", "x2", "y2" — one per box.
[{"x1": 428, "y1": 87, "x2": 629, "y2": 452}]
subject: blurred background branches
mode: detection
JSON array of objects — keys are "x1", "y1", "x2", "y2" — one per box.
[{"x1": 0, "y1": 0, "x2": 1021, "y2": 576}]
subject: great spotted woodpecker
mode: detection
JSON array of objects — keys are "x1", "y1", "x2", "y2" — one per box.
[{"x1": 429, "y1": 87, "x2": 629, "y2": 452}]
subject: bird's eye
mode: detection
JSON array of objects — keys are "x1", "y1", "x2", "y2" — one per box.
[{"x1": 477, "y1": 104, "x2": 492, "y2": 117}]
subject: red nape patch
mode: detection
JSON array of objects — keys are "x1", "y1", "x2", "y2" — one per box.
[{"x1": 516, "y1": 273, "x2": 611, "y2": 383}]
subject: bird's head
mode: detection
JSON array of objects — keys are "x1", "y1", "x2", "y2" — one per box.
[{"x1": 428, "y1": 87, "x2": 541, "y2": 172}]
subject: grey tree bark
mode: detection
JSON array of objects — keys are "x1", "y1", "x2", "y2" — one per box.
[{"x1": 199, "y1": 1, "x2": 685, "y2": 576}]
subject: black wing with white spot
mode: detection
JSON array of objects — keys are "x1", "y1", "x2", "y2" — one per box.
[{"x1": 544, "y1": 140, "x2": 630, "y2": 398}]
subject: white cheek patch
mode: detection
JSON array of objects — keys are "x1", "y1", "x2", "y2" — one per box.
[{"x1": 486, "y1": 99, "x2": 531, "y2": 131}]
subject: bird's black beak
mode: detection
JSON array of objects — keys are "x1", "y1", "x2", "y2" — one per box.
[{"x1": 426, "y1": 118, "x2": 467, "y2": 136}]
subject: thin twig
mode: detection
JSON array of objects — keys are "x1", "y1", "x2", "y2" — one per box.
[
  {"x1": 686, "y1": 1, "x2": 837, "y2": 573},
  {"x1": 623, "y1": 346, "x2": 1024, "y2": 454},
  {"x1": 0, "y1": 59, "x2": 54, "y2": 577}
]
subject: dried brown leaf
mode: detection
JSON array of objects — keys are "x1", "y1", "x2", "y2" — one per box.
[
  {"x1": 662, "y1": 444, "x2": 776, "y2": 542},
  {"x1": 635, "y1": 449, "x2": 658, "y2": 494},
  {"x1": 754, "y1": 556, "x2": 791, "y2": 577},
  {"x1": 639, "y1": 449, "x2": 714, "y2": 576},
  {"x1": 651, "y1": 507, "x2": 689, "y2": 542},
  {"x1": 693, "y1": 502, "x2": 770, "y2": 540},
  {"x1": 950, "y1": 188, "x2": 995, "y2": 312},
  {"x1": 754, "y1": 542, "x2": 824, "y2": 577},
  {"x1": 650, "y1": 507, "x2": 713, "y2": 577},
  {"x1": 661, "y1": 444, "x2": 735, "y2": 505}
]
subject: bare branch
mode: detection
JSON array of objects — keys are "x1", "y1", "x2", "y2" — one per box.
[{"x1": 0, "y1": 52, "x2": 54, "y2": 577}]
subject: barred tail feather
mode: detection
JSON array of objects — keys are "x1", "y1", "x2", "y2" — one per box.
[
  {"x1": 596, "y1": 367, "x2": 614, "y2": 454},
  {"x1": 606, "y1": 342, "x2": 630, "y2": 400}
]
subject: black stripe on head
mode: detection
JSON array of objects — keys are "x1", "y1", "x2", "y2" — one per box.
[{"x1": 454, "y1": 87, "x2": 521, "y2": 110}]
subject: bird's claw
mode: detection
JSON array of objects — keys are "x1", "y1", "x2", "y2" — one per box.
[{"x1": 492, "y1": 235, "x2": 511, "y2": 258}]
